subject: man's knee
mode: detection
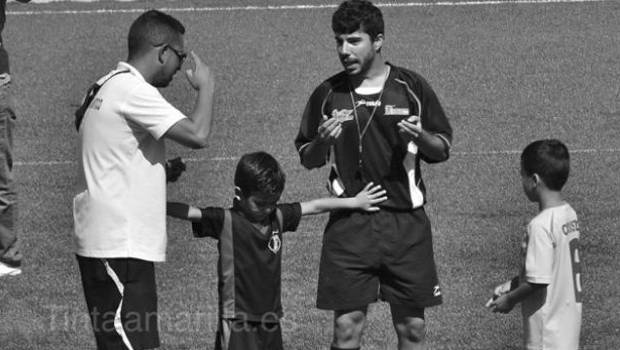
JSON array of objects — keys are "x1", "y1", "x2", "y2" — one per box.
[
  {"x1": 395, "y1": 317, "x2": 425, "y2": 343},
  {"x1": 333, "y1": 309, "x2": 366, "y2": 345},
  {"x1": 391, "y1": 304, "x2": 426, "y2": 344}
]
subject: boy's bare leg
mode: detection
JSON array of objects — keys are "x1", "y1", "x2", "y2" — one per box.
[
  {"x1": 391, "y1": 304, "x2": 426, "y2": 350},
  {"x1": 331, "y1": 308, "x2": 368, "y2": 349}
]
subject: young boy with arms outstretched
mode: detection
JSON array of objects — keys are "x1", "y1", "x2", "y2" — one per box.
[
  {"x1": 167, "y1": 151, "x2": 387, "y2": 350},
  {"x1": 487, "y1": 139, "x2": 582, "y2": 350}
]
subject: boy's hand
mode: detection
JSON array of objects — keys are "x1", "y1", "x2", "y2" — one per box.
[
  {"x1": 166, "y1": 157, "x2": 187, "y2": 183},
  {"x1": 487, "y1": 294, "x2": 515, "y2": 314},
  {"x1": 354, "y1": 182, "x2": 387, "y2": 211},
  {"x1": 185, "y1": 51, "x2": 215, "y2": 92}
]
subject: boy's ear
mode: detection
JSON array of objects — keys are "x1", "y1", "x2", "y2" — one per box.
[{"x1": 532, "y1": 173, "x2": 542, "y2": 187}]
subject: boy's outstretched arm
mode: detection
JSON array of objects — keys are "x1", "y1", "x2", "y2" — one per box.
[
  {"x1": 300, "y1": 182, "x2": 387, "y2": 215},
  {"x1": 487, "y1": 280, "x2": 547, "y2": 313},
  {"x1": 167, "y1": 202, "x2": 203, "y2": 222}
]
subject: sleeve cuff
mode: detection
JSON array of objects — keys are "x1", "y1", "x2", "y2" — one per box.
[
  {"x1": 153, "y1": 114, "x2": 186, "y2": 140},
  {"x1": 525, "y1": 275, "x2": 552, "y2": 284}
]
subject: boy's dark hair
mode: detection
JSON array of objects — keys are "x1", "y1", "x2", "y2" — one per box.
[
  {"x1": 234, "y1": 151, "x2": 286, "y2": 196},
  {"x1": 521, "y1": 139, "x2": 570, "y2": 191},
  {"x1": 128, "y1": 10, "x2": 185, "y2": 59},
  {"x1": 332, "y1": 0, "x2": 384, "y2": 39}
]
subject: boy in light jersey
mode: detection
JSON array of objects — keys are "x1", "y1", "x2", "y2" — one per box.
[
  {"x1": 487, "y1": 139, "x2": 582, "y2": 350},
  {"x1": 167, "y1": 151, "x2": 387, "y2": 350}
]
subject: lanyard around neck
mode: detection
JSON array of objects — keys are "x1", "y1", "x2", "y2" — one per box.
[{"x1": 349, "y1": 66, "x2": 390, "y2": 169}]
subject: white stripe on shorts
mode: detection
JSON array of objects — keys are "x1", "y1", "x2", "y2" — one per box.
[{"x1": 102, "y1": 259, "x2": 135, "y2": 350}]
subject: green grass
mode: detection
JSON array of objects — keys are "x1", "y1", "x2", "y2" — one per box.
[{"x1": 1, "y1": 1, "x2": 619, "y2": 349}]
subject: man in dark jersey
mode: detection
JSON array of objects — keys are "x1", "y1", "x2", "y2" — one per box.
[
  {"x1": 295, "y1": 1, "x2": 452, "y2": 349},
  {"x1": 0, "y1": 0, "x2": 30, "y2": 278}
]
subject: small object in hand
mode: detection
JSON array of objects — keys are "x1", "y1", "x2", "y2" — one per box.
[
  {"x1": 407, "y1": 115, "x2": 420, "y2": 125},
  {"x1": 485, "y1": 294, "x2": 499, "y2": 308},
  {"x1": 485, "y1": 276, "x2": 519, "y2": 308}
]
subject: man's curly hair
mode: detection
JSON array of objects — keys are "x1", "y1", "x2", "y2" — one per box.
[{"x1": 332, "y1": 0, "x2": 384, "y2": 39}]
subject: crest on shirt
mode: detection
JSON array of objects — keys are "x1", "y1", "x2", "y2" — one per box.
[
  {"x1": 268, "y1": 230, "x2": 282, "y2": 254},
  {"x1": 330, "y1": 109, "x2": 354, "y2": 123}
]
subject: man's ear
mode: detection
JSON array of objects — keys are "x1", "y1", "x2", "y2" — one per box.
[
  {"x1": 234, "y1": 186, "x2": 242, "y2": 201},
  {"x1": 373, "y1": 33, "x2": 384, "y2": 53},
  {"x1": 157, "y1": 46, "x2": 166, "y2": 64}
]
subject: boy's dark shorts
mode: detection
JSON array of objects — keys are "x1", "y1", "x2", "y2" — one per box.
[
  {"x1": 215, "y1": 319, "x2": 283, "y2": 350},
  {"x1": 316, "y1": 208, "x2": 443, "y2": 310},
  {"x1": 77, "y1": 255, "x2": 160, "y2": 350}
]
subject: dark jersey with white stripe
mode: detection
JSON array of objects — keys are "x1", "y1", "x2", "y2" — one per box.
[
  {"x1": 192, "y1": 203, "x2": 302, "y2": 322},
  {"x1": 295, "y1": 63, "x2": 452, "y2": 210}
]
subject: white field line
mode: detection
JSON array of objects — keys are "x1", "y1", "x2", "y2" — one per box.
[
  {"x1": 5, "y1": 0, "x2": 613, "y2": 164},
  {"x1": 15, "y1": 148, "x2": 620, "y2": 166},
  {"x1": 7, "y1": 0, "x2": 608, "y2": 16}
]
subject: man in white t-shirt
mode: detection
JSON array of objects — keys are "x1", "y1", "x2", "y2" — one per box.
[
  {"x1": 487, "y1": 139, "x2": 582, "y2": 350},
  {"x1": 73, "y1": 10, "x2": 215, "y2": 350}
]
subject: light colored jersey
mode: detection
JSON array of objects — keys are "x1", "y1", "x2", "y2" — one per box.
[
  {"x1": 73, "y1": 62, "x2": 186, "y2": 262},
  {"x1": 521, "y1": 203, "x2": 582, "y2": 350}
]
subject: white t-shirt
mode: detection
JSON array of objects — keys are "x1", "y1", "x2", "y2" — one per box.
[
  {"x1": 73, "y1": 62, "x2": 186, "y2": 262},
  {"x1": 521, "y1": 203, "x2": 582, "y2": 350}
]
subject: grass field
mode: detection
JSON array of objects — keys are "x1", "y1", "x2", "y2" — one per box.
[{"x1": 1, "y1": 0, "x2": 619, "y2": 349}]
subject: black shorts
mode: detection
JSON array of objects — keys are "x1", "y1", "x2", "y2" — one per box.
[
  {"x1": 316, "y1": 208, "x2": 443, "y2": 310},
  {"x1": 76, "y1": 255, "x2": 160, "y2": 350},
  {"x1": 214, "y1": 319, "x2": 283, "y2": 350}
]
